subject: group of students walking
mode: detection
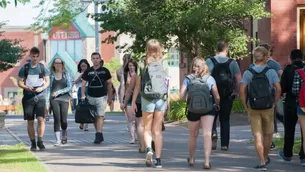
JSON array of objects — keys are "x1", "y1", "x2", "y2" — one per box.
[{"x1": 17, "y1": 39, "x2": 305, "y2": 171}]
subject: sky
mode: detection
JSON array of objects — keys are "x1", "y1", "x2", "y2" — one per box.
[
  {"x1": 0, "y1": 0, "x2": 41, "y2": 26},
  {"x1": 0, "y1": 0, "x2": 96, "y2": 27}
]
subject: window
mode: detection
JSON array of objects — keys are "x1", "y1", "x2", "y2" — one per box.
[
  {"x1": 168, "y1": 48, "x2": 180, "y2": 67},
  {"x1": 50, "y1": 40, "x2": 83, "y2": 62}
]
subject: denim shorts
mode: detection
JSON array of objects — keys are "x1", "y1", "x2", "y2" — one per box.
[
  {"x1": 297, "y1": 105, "x2": 305, "y2": 116},
  {"x1": 141, "y1": 97, "x2": 167, "y2": 113}
]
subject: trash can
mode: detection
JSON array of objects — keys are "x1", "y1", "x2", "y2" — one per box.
[{"x1": 0, "y1": 111, "x2": 6, "y2": 129}]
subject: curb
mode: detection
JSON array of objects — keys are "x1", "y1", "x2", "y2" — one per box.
[{"x1": 6, "y1": 127, "x2": 54, "y2": 172}]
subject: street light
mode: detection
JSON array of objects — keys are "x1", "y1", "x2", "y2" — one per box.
[{"x1": 80, "y1": 0, "x2": 109, "y2": 54}]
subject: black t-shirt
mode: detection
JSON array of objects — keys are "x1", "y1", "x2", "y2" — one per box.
[{"x1": 82, "y1": 66, "x2": 111, "y2": 97}]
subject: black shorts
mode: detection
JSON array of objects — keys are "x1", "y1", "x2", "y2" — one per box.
[
  {"x1": 22, "y1": 96, "x2": 46, "y2": 121},
  {"x1": 136, "y1": 103, "x2": 142, "y2": 118},
  {"x1": 187, "y1": 110, "x2": 214, "y2": 122}
]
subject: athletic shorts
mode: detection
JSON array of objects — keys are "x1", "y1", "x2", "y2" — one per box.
[
  {"x1": 87, "y1": 96, "x2": 107, "y2": 117},
  {"x1": 22, "y1": 96, "x2": 46, "y2": 121}
]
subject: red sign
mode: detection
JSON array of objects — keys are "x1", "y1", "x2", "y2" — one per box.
[{"x1": 49, "y1": 24, "x2": 81, "y2": 40}]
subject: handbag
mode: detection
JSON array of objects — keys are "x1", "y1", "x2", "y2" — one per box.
[{"x1": 75, "y1": 100, "x2": 97, "y2": 124}]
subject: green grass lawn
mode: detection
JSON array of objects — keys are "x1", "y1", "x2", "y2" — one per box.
[
  {"x1": 250, "y1": 137, "x2": 302, "y2": 154},
  {"x1": 0, "y1": 144, "x2": 45, "y2": 172}
]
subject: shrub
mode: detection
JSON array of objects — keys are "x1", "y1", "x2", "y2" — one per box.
[
  {"x1": 231, "y1": 98, "x2": 246, "y2": 113},
  {"x1": 167, "y1": 99, "x2": 187, "y2": 121},
  {"x1": 103, "y1": 58, "x2": 121, "y2": 87},
  {"x1": 167, "y1": 98, "x2": 246, "y2": 121}
]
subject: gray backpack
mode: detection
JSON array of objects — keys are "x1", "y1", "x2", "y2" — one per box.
[
  {"x1": 141, "y1": 60, "x2": 167, "y2": 99},
  {"x1": 186, "y1": 74, "x2": 213, "y2": 114}
]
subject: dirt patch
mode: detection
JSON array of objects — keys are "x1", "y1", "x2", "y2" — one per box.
[{"x1": 168, "y1": 112, "x2": 249, "y2": 128}]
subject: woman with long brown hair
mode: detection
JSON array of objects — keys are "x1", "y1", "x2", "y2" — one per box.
[{"x1": 46, "y1": 58, "x2": 73, "y2": 146}]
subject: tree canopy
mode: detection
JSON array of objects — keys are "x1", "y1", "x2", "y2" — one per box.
[{"x1": 95, "y1": 0, "x2": 270, "y2": 59}]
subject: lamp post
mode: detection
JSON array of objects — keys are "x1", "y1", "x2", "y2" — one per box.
[
  {"x1": 41, "y1": 32, "x2": 49, "y2": 62},
  {"x1": 80, "y1": 0, "x2": 108, "y2": 54}
]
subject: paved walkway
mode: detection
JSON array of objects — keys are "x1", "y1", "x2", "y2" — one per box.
[{"x1": 3, "y1": 113, "x2": 304, "y2": 172}]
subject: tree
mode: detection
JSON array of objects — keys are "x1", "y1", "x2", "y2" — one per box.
[
  {"x1": 30, "y1": 0, "x2": 87, "y2": 31},
  {"x1": 0, "y1": 0, "x2": 29, "y2": 8},
  {"x1": 0, "y1": 25, "x2": 26, "y2": 71},
  {"x1": 95, "y1": 0, "x2": 270, "y2": 59}
]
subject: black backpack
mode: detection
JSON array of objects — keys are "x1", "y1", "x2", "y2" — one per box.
[
  {"x1": 248, "y1": 67, "x2": 273, "y2": 110},
  {"x1": 210, "y1": 57, "x2": 234, "y2": 97},
  {"x1": 24, "y1": 63, "x2": 45, "y2": 81}
]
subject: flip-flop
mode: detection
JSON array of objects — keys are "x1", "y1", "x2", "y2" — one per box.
[
  {"x1": 203, "y1": 163, "x2": 211, "y2": 170},
  {"x1": 187, "y1": 157, "x2": 195, "y2": 167}
]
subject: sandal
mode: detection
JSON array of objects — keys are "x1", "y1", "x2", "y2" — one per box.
[
  {"x1": 138, "y1": 149, "x2": 145, "y2": 153},
  {"x1": 79, "y1": 125, "x2": 83, "y2": 130},
  {"x1": 84, "y1": 128, "x2": 89, "y2": 131},
  {"x1": 203, "y1": 163, "x2": 211, "y2": 170},
  {"x1": 187, "y1": 157, "x2": 195, "y2": 167}
]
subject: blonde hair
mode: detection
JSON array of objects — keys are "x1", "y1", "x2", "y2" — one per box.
[
  {"x1": 50, "y1": 58, "x2": 67, "y2": 73},
  {"x1": 191, "y1": 57, "x2": 209, "y2": 77},
  {"x1": 146, "y1": 39, "x2": 163, "y2": 62},
  {"x1": 253, "y1": 46, "x2": 269, "y2": 62}
]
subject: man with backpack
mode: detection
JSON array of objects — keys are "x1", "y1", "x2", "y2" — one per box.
[
  {"x1": 240, "y1": 46, "x2": 281, "y2": 170},
  {"x1": 278, "y1": 49, "x2": 305, "y2": 165},
  {"x1": 17, "y1": 47, "x2": 50, "y2": 151},
  {"x1": 250, "y1": 43, "x2": 284, "y2": 150},
  {"x1": 81, "y1": 52, "x2": 112, "y2": 144},
  {"x1": 206, "y1": 41, "x2": 242, "y2": 151}
]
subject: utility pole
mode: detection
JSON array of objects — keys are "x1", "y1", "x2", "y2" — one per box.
[{"x1": 81, "y1": 0, "x2": 108, "y2": 54}]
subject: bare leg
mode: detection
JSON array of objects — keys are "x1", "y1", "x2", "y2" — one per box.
[
  {"x1": 95, "y1": 116, "x2": 104, "y2": 132},
  {"x1": 136, "y1": 117, "x2": 145, "y2": 151},
  {"x1": 152, "y1": 110, "x2": 165, "y2": 158},
  {"x1": 127, "y1": 106, "x2": 136, "y2": 143},
  {"x1": 37, "y1": 117, "x2": 45, "y2": 138},
  {"x1": 254, "y1": 133, "x2": 265, "y2": 165},
  {"x1": 298, "y1": 115, "x2": 305, "y2": 157},
  {"x1": 188, "y1": 120, "x2": 200, "y2": 164},
  {"x1": 142, "y1": 112, "x2": 153, "y2": 148},
  {"x1": 27, "y1": 120, "x2": 35, "y2": 140},
  {"x1": 200, "y1": 115, "x2": 215, "y2": 166}
]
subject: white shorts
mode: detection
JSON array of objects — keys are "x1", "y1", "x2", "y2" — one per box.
[{"x1": 87, "y1": 96, "x2": 107, "y2": 117}]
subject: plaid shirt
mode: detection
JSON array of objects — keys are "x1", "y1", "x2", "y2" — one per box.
[
  {"x1": 292, "y1": 68, "x2": 305, "y2": 102},
  {"x1": 46, "y1": 72, "x2": 73, "y2": 107}
]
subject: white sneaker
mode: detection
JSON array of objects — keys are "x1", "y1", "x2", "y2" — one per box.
[
  {"x1": 54, "y1": 141, "x2": 61, "y2": 146},
  {"x1": 129, "y1": 139, "x2": 135, "y2": 144}
]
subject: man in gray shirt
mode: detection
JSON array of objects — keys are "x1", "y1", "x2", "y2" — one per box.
[
  {"x1": 240, "y1": 46, "x2": 281, "y2": 170},
  {"x1": 18, "y1": 47, "x2": 50, "y2": 151},
  {"x1": 206, "y1": 41, "x2": 242, "y2": 151}
]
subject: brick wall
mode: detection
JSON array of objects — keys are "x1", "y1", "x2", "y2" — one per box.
[{"x1": 0, "y1": 30, "x2": 44, "y2": 95}]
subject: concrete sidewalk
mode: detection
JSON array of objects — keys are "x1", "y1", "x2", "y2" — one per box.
[{"x1": 4, "y1": 114, "x2": 304, "y2": 172}]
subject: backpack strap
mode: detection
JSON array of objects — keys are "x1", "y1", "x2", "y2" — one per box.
[
  {"x1": 248, "y1": 67, "x2": 270, "y2": 76},
  {"x1": 260, "y1": 67, "x2": 270, "y2": 75},
  {"x1": 39, "y1": 63, "x2": 45, "y2": 77},
  {"x1": 297, "y1": 69, "x2": 305, "y2": 80},
  {"x1": 24, "y1": 63, "x2": 30, "y2": 79},
  {"x1": 210, "y1": 57, "x2": 218, "y2": 65},
  {"x1": 247, "y1": 68, "x2": 257, "y2": 75}
]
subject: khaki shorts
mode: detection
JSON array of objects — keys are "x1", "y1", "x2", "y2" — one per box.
[
  {"x1": 87, "y1": 96, "x2": 107, "y2": 117},
  {"x1": 247, "y1": 107, "x2": 274, "y2": 135}
]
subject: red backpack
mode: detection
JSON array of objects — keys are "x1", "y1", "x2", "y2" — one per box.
[{"x1": 297, "y1": 69, "x2": 305, "y2": 112}]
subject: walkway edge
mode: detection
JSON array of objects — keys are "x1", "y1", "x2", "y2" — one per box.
[{"x1": 6, "y1": 127, "x2": 54, "y2": 172}]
